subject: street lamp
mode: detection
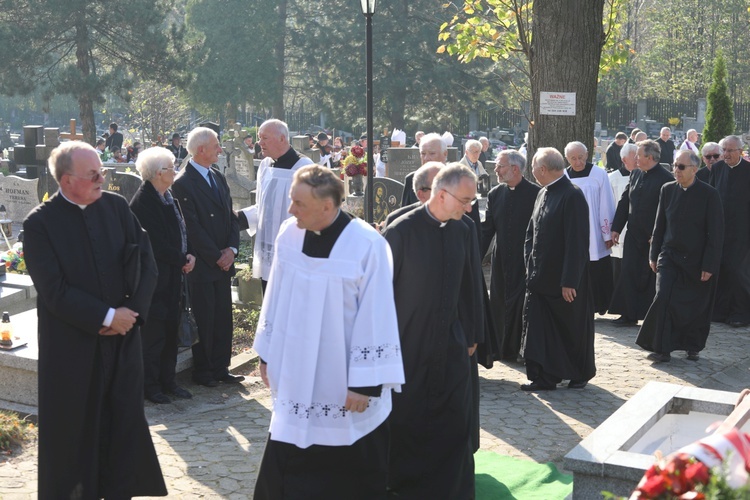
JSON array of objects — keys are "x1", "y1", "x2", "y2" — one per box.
[{"x1": 360, "y1": 0, "x2": 376, "y2": 223}]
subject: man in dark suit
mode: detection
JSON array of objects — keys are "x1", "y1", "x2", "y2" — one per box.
[
  {"x1": 172, "y1": 126, "x2": 242, "y2": 387},
  {"x1": 104, "y1": 122, "x2": 124, "y2": 152},
  {"x1": 24, "y1": 141, "x2": 166, "y2": 498}
]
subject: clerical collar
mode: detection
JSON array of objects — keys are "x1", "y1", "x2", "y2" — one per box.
[
  {"x1": 424, "y1": 204, "x2": 447, "y2": 227},
  {"x1": 272, "y1": 147, "x2": 301, "y2": 169},
  {"x1": 59, "y1": 191, "x2": 89, "y2": 210},
  {"x1": 545, "y1": 174, "x2": 565, "y2": 188},
  {"x1": 310, "y1": 209, "x2": 341, "y2": 236},
  {"x1": 727, "y1": 159, "x2": 741, "y2": 168},
  {"x1": 681, "y1": 178, "x2": 696, "y2": 191},
  {"x1": 618, "y1": 166, "x2": 630, "y2": 176}
]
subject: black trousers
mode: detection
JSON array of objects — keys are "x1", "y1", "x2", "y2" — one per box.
[
  {"x1": 254, "y1": 420, "x2": 390, "y2": 500},
  {"x1": 140, "y1": 316, "x2": 179, "y2": 397},
  {"x1": 190, "y1": 276, "x2": 233, "y2": 383}
]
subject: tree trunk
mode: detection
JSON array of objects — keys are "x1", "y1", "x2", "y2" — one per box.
[
  {"x1": 75, "y1": 21, "x2": 96, "y2": 145},
  {"x1": 527, "y1": 0, "x2": 605, "y2": 171},
  {"x1": 388, "y1": 76, "x2": 407, "y2": 130},
  {"x1": 272, "y1": 0, "x2": 286, "y2": 120}
]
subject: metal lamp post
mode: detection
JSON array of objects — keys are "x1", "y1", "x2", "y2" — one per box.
[{"x1": 360, "y1": 0, "x2": 376, "y2": 223}]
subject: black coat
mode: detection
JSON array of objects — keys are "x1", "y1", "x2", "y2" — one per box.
[
  {"x1": 130, "y1": 180, "x2": 189, "y2": 321},
  {"x1": 172, "y1": 163, "x2": 240, "y2": 283},
  {"x1": 24, "y1": 192, "x2": 165, "y2": 498}
]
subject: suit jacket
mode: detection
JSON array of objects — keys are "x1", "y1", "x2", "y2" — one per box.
[
  {"x1": 130, "y1": 180, "x2": 190, "y2": 321},
  {"x1": 172, "y1": 162, "x2": 240, "y2": 283},
  {"x1": 459, "y1": 156, "x2": 488, "y2": 177},
  {"x1": 105, "y1": 131, "x2": 124, "y2": 151},
  {"x1": 24, "y1": 191, "x2": 164, "y2": 498},
  {"x1": 401, "y1": 171, "x2": 419, "y2": 207}
]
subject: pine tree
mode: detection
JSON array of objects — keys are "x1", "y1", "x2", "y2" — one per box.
[
  {"x1": 702, "y1": 55, "x2": 735, "y2": 144},
  {"x1": 0, "y1": 0, "x2": 188, "y2": 144}
]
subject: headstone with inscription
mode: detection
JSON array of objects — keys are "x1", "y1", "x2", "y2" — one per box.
[
  {"x1": 386, "y1": 148, "x2": 421, "y2": 183},
  {"x1": 0, "y1": 175, "x2": 40, "y2": 222},
  {"x1": 364, "y1": 177, "x2": 404, "y2": 224},
  {"x1": 106, "y1": 171, "x2": 142, "y2": 202}
]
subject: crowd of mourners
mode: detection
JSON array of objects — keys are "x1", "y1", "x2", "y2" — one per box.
[{"x1": 21, "y1": 116, "x2": 750, "y2": 498}]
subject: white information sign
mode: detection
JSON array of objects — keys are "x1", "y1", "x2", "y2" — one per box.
[{"x1": 539, "y1": 92, "x2": 576, "y2": 116}]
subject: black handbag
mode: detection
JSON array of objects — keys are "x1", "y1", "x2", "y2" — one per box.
[{"x1": 177, "y1": 277, "x2": 199, "y2": 348}]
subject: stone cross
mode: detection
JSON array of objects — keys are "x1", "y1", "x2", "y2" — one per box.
[{"x1": 59, "y1": 119, "x2": 84, "y2": 142}]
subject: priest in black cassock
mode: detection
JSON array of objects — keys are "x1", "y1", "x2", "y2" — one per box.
[
  {"x1": 481, "y1": 150, "x2": 540, "y2": 361},
  {"x1": 23, "y1": 142, "x2": 166, "y2": 498},
  {"x1": 636, "y1": 150, "x2": 724, "y2": 362},
  {"x1": 384, "y1": 163, "x2": 483, "y2": 498},
  {"x1": 609, "y1": 140, "x2": 674, "y2": 325},
  {"x1": 521, "y1": 147, "x2": 594, "y2": 391},
  {"x1": 709, "y1": 135, "x2": 750, "y2": 326}
]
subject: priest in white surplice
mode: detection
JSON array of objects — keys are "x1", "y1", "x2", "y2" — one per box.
[
  {"x1": 253, "y1": 165, "x2": 404, "y2": 499},
  {"x1": 237, "y1": 119, "x2": 313, "y2": 291}
]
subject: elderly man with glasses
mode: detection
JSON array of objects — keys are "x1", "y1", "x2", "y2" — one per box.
[
  {"x1": 697, "y1": 142, "x2": 722, "y2": 182},
  {"x1": 23, "y1": 141, "x2": 165, "y2": 498},
  {"x1": 635, "y1": 150, "x2": 724, "y2": 362},
  {"x1": 709, "y1": 135, "x2": 750, "y2": 326}
]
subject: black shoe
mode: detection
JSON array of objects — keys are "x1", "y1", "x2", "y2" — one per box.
[
  {"x1": 647, "y1": 352, "x2": 671, "y2": 362},
  {"x1": 166, "y1": 386, "x2": 193, "y2": 399},
  {"x1": 193, "y1": 378, "x2": 219, "y2": 388},
  {"x1": 520, "y1": 381, "x2": 556, "y2": 392},
  {"x1": 728, "y1": 320, "x2": 749, "y2": 327},
  {"x1": 218, "y1": 373, "x2": 245, "y2": 384},
  {"x1": 686, "y1": 351, "x2": 700, "y2": 361},
  {"x1": 147, "y1": 393, "x2": 171, "y2": 404},
  {"x1": 568, "y1": 380, "x2": 588, "y2": 389},
  {"x1": 612, "y1": 316, "x2": 637, "y2": 326}
]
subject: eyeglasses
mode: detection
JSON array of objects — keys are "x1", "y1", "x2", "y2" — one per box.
[
  {"x1": 67, "y1": 168, "x2": 106, "y2": 182},
  {"x1": 443, "y1": 189, "x2": 477, "y2": 207},
  {"x1": 703, "y1": 154, "x2": 721, "y2": 160},
  {"x1": 161, "y1": 166, "x2": 175, "y2": 171},
  {"x1": 418, "y1": 187, "x2": 432, "y2": 192},
  {"x1": 673, "y1": 163, "x2": 695, "y2": 171},
  {"x1": 723, "y1": 148, "x2": 741, "y2": 154}
]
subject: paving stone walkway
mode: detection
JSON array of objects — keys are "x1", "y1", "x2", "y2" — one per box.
[{"x1": 1, "y1": 315, "x2": 748, "y2": 499}]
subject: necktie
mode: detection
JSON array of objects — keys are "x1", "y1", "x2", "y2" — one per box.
[{"x1": 208, "y1": 171, "x2": 220, "y2": 200}]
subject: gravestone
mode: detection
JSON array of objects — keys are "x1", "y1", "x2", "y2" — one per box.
[
  {"x1": 387, "y1": 148, "x2": 421, "y2": 183},
  {"x1": 0, "y1": 175, "x2": 40, "y2": 222},
  {"x1": 291, "y1": 136, "x2": 320, "y2": 164},
  {"x1": 106, "y1": 171, "x2": 142, "y2": 202},
  {"x1": 364, "y1": 177, "x2": 404, "y2": 224}
]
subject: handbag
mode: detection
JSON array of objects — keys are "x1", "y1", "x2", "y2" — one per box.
[{"x1": 177, "y1": 277, "x2": 200, "y2": 348}]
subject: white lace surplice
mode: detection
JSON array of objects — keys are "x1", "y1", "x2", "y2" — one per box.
[
  {"x1": 253, "y1": 218, "x2": 404, "y2": 448},
  {"x1": 240, "y1": 156, "x2": 313, "y2": 280}
]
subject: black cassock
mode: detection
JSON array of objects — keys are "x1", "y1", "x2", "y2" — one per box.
[
  {"x1": 522, "y1": 176, "x2": 595, "y2": 384},
  {"x1": 384, "y1": 206, "x2": 482, "y2": 499},
  {"x1": 480, "y1": 177, "x2": 540, "y2": 361},
  {"x1": 23, "y1": 192, "x2": 166, "y2": 499},
  {"x1": 709, "y1": 159, "x2": 750, "y2": 323},
  {"x1": 610, "y1": 164, "x2": 674, "y2": 320},
  {"x1": 636, "y1": 180, "x2": 724, "y2": 354}
]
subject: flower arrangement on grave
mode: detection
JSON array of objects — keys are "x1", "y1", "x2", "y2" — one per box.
[
  {"x1": 620, "y1": 427, "x2": 750, "y2": 500},
  {"x1": 340, "y1": 145, "x2": 368, "y2": 177},
  {"x1": 1, "y1": 242, "x2": 26, "y2": 274}
]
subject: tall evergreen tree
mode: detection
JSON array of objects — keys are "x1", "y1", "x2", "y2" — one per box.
[
  {"x1": 0, "y1": 0, "x2": 188, "y2": 143},
  {"x1": 703, "y1": 55, "x2": 735, "y2": 145}
]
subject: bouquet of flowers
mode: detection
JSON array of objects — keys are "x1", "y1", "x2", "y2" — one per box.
[
  {"x1": 340, "y1": 145, "x2": 367, "y2": 177},
  {"x1": 627, "y1": 428, "x2": 750, "y2": 499},
  {"x1": 1, "y1": 242, "x2": 26, "y2": 274}
]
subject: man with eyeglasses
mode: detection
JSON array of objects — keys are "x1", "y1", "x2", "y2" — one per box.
[
  {"x1": 610, "y1": 140, "x2": 673, "y2": 327},
  {"x1": 709, "y1": 135, "x2": 750, "y2": 327},
  {"x1": 480, "y1": 150, "x2": 540, "y2": 362},
  {"x1": 383, "y1": 163, "x2": 483, "y2": 498},
  {"x1": 697, "y1": 142, "x2": 722, "y2": 183},
  {"x1": 23, "y1": 141, "x2": 166, "y2": 497},
  {"x1": 636, "y1": 150, "x2": 724, "y2": 362},
  {"x1": 521, "y1": 147, "x2": 593, "y2": 391}
]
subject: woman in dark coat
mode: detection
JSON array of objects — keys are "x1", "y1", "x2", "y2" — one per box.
[{"x1": 131, "y1": 146, "x2": 196, "y2": 403}]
